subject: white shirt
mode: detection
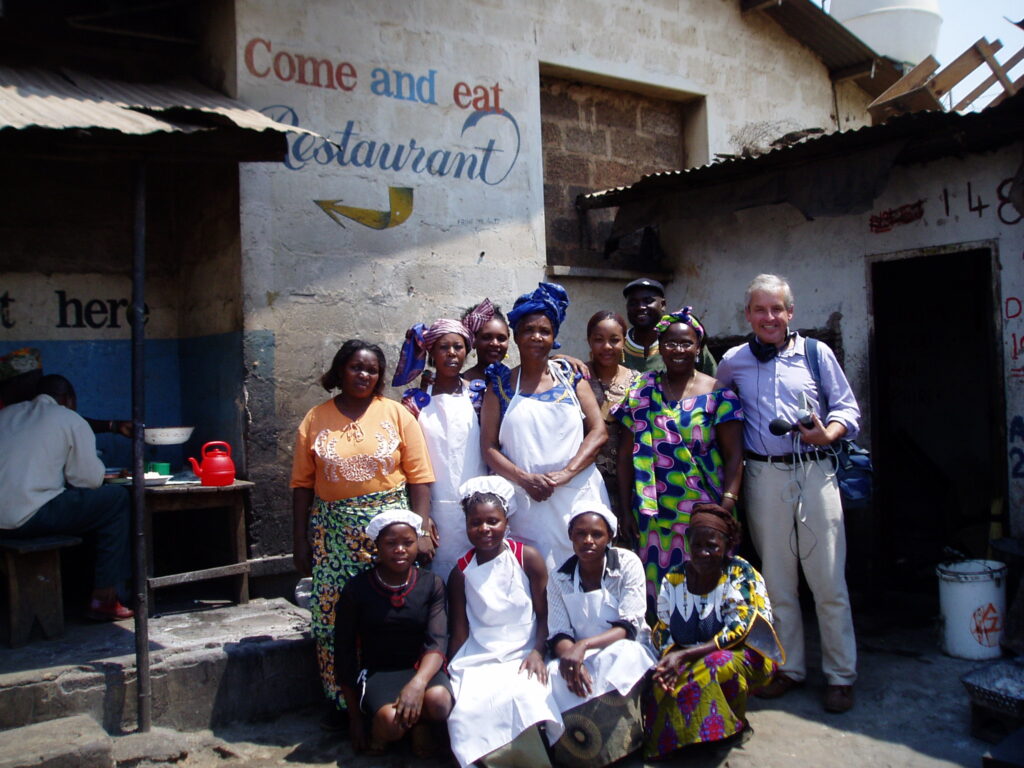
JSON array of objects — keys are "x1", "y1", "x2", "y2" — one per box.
[{"x1": 0, "y1": 394, "x2": 104, "y2": 528}]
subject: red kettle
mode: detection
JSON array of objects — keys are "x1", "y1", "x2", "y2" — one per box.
[{"x1": 188, "y1": 441, "x2": 236, "y2": 486}]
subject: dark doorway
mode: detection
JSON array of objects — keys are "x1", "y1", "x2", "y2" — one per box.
[{"x1": 871, "y1": 249, "x2": 1004, "y2": 601}]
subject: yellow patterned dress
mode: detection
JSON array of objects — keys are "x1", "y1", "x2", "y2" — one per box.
[
  {"x1": 643, "y1": 556, "x2": 783, "y2": 757},
  {"x1": 291, "y1": 396, "x2": 435, "y2": 708}
]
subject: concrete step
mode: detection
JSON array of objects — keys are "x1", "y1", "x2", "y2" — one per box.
[
  {"x1": 0, "y1": 598, "x2": 319, "y2": 734},
  {"x1": 0, "y1": 714, "x2": 112, "y2": 768}
]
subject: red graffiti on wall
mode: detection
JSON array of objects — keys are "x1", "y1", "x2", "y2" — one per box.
[
  {"x1": 869, "y1": 200, "x2": 925, "y2": 233},
  {"x1": 970, "y1": 602, "x2": 1002, "y2": 647}
]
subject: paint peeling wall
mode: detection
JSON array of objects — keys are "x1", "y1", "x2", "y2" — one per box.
[
  {"x1": 660, "y1": 143, "x2": 1024, "y2": 536},
  {"x1": 231, "y1": 0, "x2": 874, "y2": 556}
]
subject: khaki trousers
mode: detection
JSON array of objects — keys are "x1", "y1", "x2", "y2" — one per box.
[{"x1": 743, "y1": 456, "x2": 857, "y2": 686}]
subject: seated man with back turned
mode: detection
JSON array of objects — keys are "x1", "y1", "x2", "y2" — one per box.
[{"x1": 0, "y1": 374, "x2": 133, "y2": 620}]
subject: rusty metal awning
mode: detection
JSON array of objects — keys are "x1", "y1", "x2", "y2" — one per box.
[
  {"x1": 579, "y1": 90, "x2": 1024, "y2": 233},
  {"x1": 0, "y1": 66, "x2": 313, "y2": 161},
  {"x1": 740, "y1": 0, "x2": 903, "y2": 98}
]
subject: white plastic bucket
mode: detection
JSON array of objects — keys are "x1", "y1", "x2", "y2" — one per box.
[{"x1": 935, "y1": 559, "x2": 1006, "y2": 660}]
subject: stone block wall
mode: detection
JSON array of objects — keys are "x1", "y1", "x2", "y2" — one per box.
[{"x1": 541, "y1": 76, "x2": 685, "y2": 270}]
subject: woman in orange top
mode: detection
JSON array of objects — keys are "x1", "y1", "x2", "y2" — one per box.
[{"x1": 291, "y1": 339, "x2": 436, "y2": 714}]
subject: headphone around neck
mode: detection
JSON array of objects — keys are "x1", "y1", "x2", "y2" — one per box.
[{"x1": 747, "y1": 332, "x2": 796, "y2": 362}]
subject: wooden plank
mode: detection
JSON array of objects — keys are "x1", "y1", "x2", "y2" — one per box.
[
  {"x1": 869, "y1": 85, "x2": 943, "y2": 124},
  {"x1": 986, "y1": 70, "x2": 1024, "y2": 108},
  {"x1": 832, "y1": 60, "x2": 877, "y2": 83},
  {"x1": 0, "y1": 535, "x2": 82, "y2": 554},
  {"x1": 145, "y1": 480, "x2": 255, "y2": 496},
  {"x1": 546, "y1": 265, "x2": 673, "y2": 282},
  {"x1": 867, "y1": 56, "x2": 939, "y2": 111},
  {"x1": 978, "y1": 39, "x2": 1018, "y2": 95},
  {"x1": 928, "y1": 38, "x2": 1003, "y2": 99},
  {"x1": 740, "y1": 0, "x2": 782, "y2": 12},
  {"x1": 953, "y1": 46, "x2": 1024, "y2": 110},
  {"x1": 147, "y1": 561, "x2": 251, "y2": 589}
]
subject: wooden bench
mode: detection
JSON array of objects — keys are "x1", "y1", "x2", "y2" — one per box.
[{"x1": 0, "y1": 534, "x2": 82, "y2": 647}]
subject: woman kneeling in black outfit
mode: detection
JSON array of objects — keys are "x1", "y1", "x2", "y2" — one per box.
[{"x1": 335, "y1": 510, "x2": 453, "y2": 756}]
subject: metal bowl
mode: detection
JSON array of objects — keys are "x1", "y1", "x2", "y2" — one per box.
[{"x1": 144, "y1": 426, "x2": 195, "y2": 445}]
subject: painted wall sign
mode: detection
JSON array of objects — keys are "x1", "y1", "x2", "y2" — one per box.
[
  {"x1": 261, "y1": 105, "x2": 521, "y2": 185},
  {"x1": 315, "y1": 186, "x2": 413, "y2": 229},
  {"x1": 869, "y1": 199, "x2": 925, "y2": 233},
  {"x1": 0, "y1": 275, "x2": 175, "y2": 340},
  {"x1": 244, "y1": 34, "x2": 522, "y2": 232}
]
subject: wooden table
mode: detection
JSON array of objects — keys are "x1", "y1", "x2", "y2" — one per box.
[{"x1": 144, "y1": 480, "x2": 253, "y2": 614}]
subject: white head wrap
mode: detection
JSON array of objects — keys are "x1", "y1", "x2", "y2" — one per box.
[
  {"x1": 459, "y1": 475, "x2": 517, "y2": 518},
  {"x1": 568, "y1": 500, "x2": 618, "y2": 537},
  {"x1": 365, "y1": 509, "x2": 425, "y2": 541}
]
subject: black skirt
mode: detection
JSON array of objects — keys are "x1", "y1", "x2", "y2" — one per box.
[{"x1": 361, "y1": 668, "x2": 453, "y2": 715}]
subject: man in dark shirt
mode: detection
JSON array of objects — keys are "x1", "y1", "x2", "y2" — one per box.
[{"x1": 622, "y1": 278, "x2": 716, "y2": 375}]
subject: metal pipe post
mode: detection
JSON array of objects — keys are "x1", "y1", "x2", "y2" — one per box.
[{"x1": 131, "y1": 162, "x2": 152, "y2": 733}]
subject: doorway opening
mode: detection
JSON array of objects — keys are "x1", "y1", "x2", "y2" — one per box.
[{"x1": 870, "y1": 247, "x2": 1004, "y2": 607}]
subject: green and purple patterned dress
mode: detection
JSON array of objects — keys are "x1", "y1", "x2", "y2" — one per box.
[{"x1": 613, "y1": 371, "x2": 743, "y2": 606}]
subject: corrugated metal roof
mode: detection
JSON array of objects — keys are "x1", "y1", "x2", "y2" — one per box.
[
  {"x1": 580, "y1": 89, "x2": 1024, "y2": 212},
  {"x1": 743, "y1": 0, "x2": 902, "y2": 97},
  {"x1": 0, "y1": 66, "x2": 314, "y2": 146}
]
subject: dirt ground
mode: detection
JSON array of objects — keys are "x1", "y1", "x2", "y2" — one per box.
[{"x1": 130, "y1": 623, "x2": 997, "y2": 768}]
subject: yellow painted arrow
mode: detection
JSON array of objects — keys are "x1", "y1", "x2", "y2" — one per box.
[{"x1": 315, "y1": 186, "x2": 414, "y2": 230}]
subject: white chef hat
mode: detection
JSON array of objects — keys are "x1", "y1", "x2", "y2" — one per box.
[
  {"x1": 568, "y1": 499, "x2": 618, "y2": 537},
  {"x1": 458, "y1": 475, "x2": 517, "y2": 518},
  {"x1": 365, "y1": 509, "x2": 425, "y2": 541}
]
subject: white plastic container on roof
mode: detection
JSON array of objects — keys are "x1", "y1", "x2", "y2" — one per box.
[{"x1": 831, "y1": 0, "x2": 943, "y2": 66}]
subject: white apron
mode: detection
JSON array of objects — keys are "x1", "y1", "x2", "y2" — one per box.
[
  {"x1": 499, "y1": 363, "x2": 609, "y2": 570},
  {"x1": 548, "y1": 568, "x2": 657, "y2": 712},
  {"x1": 418, "y1": 384, "x2": 486, "y2": 581},
  {"x1": 448, "y1": 542, "x2": 564, "y2": 767}
]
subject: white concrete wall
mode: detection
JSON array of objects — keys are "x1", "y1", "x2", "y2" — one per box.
[
  {"x1": 661, "y1": 143, "x2": 1024, "y2": 535},
  {"x1": 231, "y1": 0, "x2": 874, "y2": 545}
]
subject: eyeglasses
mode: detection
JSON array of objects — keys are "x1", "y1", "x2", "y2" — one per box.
[{"x1": 660, "y1": 341, "x2": 694, "y2": 351}]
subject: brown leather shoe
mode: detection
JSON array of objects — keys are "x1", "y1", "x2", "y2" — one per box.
[
  {"x1": 753, "y1": 673, "x2": 803, "y2": 699},
  {"x1": 824, "y1": 684, "x2": 854, "y2": 713},
  {"x1": 86, "y1": 598, "x2": 134, "y2": 621}
]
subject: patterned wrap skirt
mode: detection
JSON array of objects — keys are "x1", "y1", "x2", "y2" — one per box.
[
  {"x1": 642, "y1": 647, "x2": 774, "y2": 758},
  {"x1": 310, "y1": 484, "x2": 409, "y2": 708}
]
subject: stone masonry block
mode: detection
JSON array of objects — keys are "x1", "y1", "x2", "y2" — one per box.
[
  {"x1": 591, "y1": 158, "x2": 638, "y2": 188},
  {"x1": 540, "y1": 86, "x2": 580, "y2": 122},
  {"x1": 543, "y1": 152, "x2": 589, "y2": 187},
  {"x1": 640, "y1": 105, "x2": 683, "y2": 137},
  {"x1": 0, "y1": 715, "x2": 112, "y2": 768},
  {"x1": 608, "y1": 129, "x2": 660, "y2": 164},
  {"x1": 594, "y1": 101, "x2": 637, "y2": 130},
  {"x1": 543, "y1": 183, "x2": 567, "y2": 209},
  {"x1": 541, "y1": 121, "x2": 563, "y2": 147},
  {"x1": 652, "y1": 137, "x2": 684, "y2": 168},
  {"x1": 547, "y1": 216, "x2": 580, "y2": 248},
  {"x1": 563, "y1": 126, "x2": 608, "y2": 157}
]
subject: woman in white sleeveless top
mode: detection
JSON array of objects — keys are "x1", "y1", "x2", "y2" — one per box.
[
  {"x1": 480, "y1": 282, "x2": 609, "y2": 571},
  {"x1": 446, "y1": 476, "x2": 563, "y2": 768},
  {"x1": 396, "y1": 317, "x2": 487, "y2": 580}
]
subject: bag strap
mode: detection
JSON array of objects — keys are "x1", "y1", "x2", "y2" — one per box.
[{"x1": 804, "y1": 337, "x2": 829, "y2": 414}]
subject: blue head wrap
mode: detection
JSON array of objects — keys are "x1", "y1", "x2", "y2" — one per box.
[{"x1": 507, "y1": 282, "x2": 570, "y2": 350}]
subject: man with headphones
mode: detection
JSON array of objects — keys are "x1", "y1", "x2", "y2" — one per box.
[{"x1": 715, "y1": 274, "x2": 859, "y2": 714}]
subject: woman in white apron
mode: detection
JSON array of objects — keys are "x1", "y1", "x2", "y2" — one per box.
[
  {"x1": 480, "y1": 282, "x2": 609, "y2": 571},
  {"x1": 447, "y1": 475, "x2": 563, "y2": 768},
  {"x1": 395, "y1": 318, "x2": 487, "y2": 579},
  {"x1": 546, "y1": 503, "x2": 656, "y2": 766}
]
